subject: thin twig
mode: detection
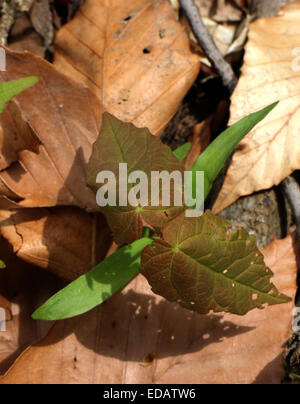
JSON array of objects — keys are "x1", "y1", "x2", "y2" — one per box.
[
  {"x1": 179, "y1": 0, "x2": 238, "y2": 94},
  {"x1": 281, "y1": 176, "x2": 300, "y2": 241}
]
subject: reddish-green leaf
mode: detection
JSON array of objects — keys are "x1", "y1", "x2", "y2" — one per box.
[
  {"x1": 141, "y1": 211, "x2": 290, "y2": 315},
  {"x1": 87, "y1": 113, "x2": 184, "y2": 245}
]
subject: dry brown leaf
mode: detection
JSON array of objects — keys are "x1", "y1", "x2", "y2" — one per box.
[
  {"x1": 0, "y1": 48, "x2": 114, "y2": 277},
  {"x1": 0, "y1": 47, "x2": 102, "y2": 209},
  {"x1": 29, "y1": 0, "x2": 54, "y2": 48},
  {"x1": 0, "y1": 0, "x2": 200, "y2": 269},
  {"x1": 0, "y1": 208, "x2": 112, "y2": 281},
  {"x1": 0, "y1": 236, "x2": 63, "y2": 375},
  {"x1": 213, "y1": 1, "x2": 300, "y2": 213},
  {"x1": 1, "y1": 233, "x2": 297, "y2": 384},
  {"x1": 210, "y1": 0, "x2": 243, "y2": 23},
  {"x1": 251, "y1": 0, "x2": 294, "y2": 17},
  {"x1": 53, "y1": 0, "x2": 200, "y2": 135},
  {"x1": 0, "y1": 0, "x2": 34, "y2": 45},
  {"x1": 184, "y1": 116, "x2": 212, "y2": 170},
  {"x1": 8, "y1": 14, "x2": 45, "y2": 56}
]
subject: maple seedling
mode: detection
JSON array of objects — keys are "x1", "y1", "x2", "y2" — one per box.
[{"x1": 33, "y1": 101, "x2": 291, "y2": 321}]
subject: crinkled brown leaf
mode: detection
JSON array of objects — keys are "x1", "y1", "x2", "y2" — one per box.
[
  {"x1": 0, "y1": 207, "x2": 112, "y2": 281},
  {"x1": 141, "y1": 211, "x2": 290, "y2": 315},
  {"x1": 0, "y1": 232, "x2": 297, "y2": 384},
  {"x1": 213, "y1": 1, "x2": 300, "y2": 213},
  {"x1": 0, "y1": 236, "x2": 63, "y2": 375},
  {"x1": 0, "y1": 46, "x2": 102, "y2": 210},
  {"x1": 53, "y1": 0, "x2": 200, "y2": 135},
  {"x1": 87, "y1": 113, "x2": 184, "y2": 245}
]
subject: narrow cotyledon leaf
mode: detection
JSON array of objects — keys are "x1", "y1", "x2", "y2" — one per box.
[
  {"x1": 173, "y1": 142, "x2": 191, "y2": 162},
  {"x1": 0, "y1": 77, "x2": 39, "y2": 113},
  {"x1": 191, "y1": 102, "x2": 279, "y2": 200},
  {"x1": 32, "y1": 237, "x2": 153, "y2": 320}
]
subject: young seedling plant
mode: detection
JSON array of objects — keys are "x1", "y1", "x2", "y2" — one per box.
[
  {"x1": 31, "y1": 101, "x2": 290, "y2": 321},
  {"x1": 0, "y1": 77, "x2": 289, "y2": 321}
]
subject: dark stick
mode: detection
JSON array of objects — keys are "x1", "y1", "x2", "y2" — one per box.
[
  {"x1": 281, "y1": 176, "x2": 300, "y2": 241},
  {"x1": 179, "y1": 0, "x2": 238, "y2": 94}
]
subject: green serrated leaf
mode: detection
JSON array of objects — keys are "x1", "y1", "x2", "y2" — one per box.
[
  {"x1": 0, "y1": 77, "x2": 39, "y2": 113},
  {"x1": 191, "y1": 102, "x2": 279, "y2": 199},
  {"x1": 173, "y1": 142, "x2": 191, "y2": 162},
  {"x1": 141, "y1": 211, "x2": 290, "y2": 315},
  {"x1": 0, "y1": 260, "x2": 5, "y2": 269},
  {"x1": 32, "y1": 237, "x2": 153, "y2": 321},
  {"x1": 87, "y1": 112, "x2": 185, "y2": 245}
]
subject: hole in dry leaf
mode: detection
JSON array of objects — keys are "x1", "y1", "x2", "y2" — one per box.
[
  {"x1": 143, "y1": 46, "x2": 152, "y2": 54},
  {"x1": 135, "y1": 306, "x2": 142, "y2": 315},
  {"x1": 114, "y1": 29, "x2": 121, "y2": 39},
  {"x1": 159, "y1": 29, "x2": 166, "y2": 38},
  {"x1": 235, "y1": 143, "x2": 247, "y2": 152},
  {"x1": 123, "y1": 14, "x2": 135, "y2": 22},
  {"x1": 268, "y1": 289, "x2": 275, "y2": 295},
  {"x1": 141, "y1": 353, "x2": 156, "y2": 367},
  {"x1": 203, "y1": 333, "x2": 210, "y2": 340}
]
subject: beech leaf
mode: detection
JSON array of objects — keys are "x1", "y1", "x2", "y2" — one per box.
[
  {"x1": 87, "y1": 113, "x2": 185, "y2": 245},
  {"x1": 0, "y1": 208, "x2": 112, "y2": 281},
  {"x1": 1, "y1": 232, "x2": 297, "y2": 384},
  {"x1": 213, "y1": 1, "x2": 300, "y2": 212},
  {"x1": 0, "y1": 47, "x2": 102, "y2": 209},
  {"x1": 53, "y1": 0, "x2": 200, "y2": 135},
  {"x1": 141, "y1": 211, "x2": 290, "y2": 315}
]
